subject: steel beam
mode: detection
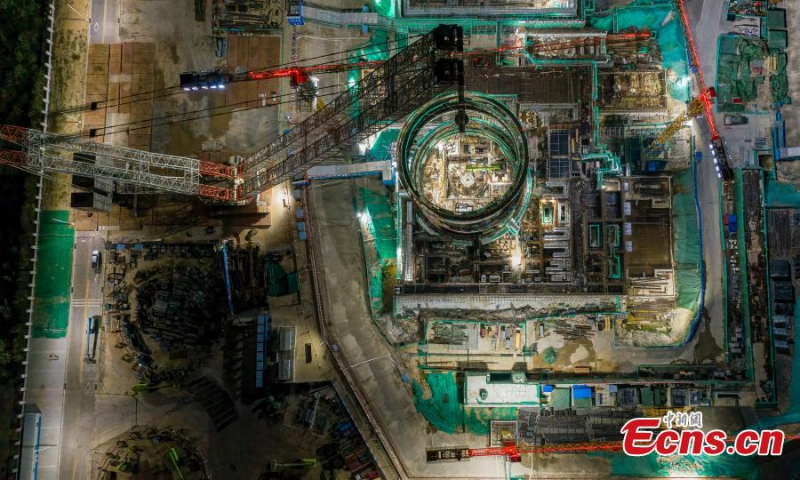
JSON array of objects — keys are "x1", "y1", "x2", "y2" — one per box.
[{"x1": 240, "y1": 25, "x2": 464, "y2": 197}]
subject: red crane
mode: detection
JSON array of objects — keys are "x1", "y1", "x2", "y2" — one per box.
[{"x1": 180, "y1": 31, "x2": 652, "y2": 91}]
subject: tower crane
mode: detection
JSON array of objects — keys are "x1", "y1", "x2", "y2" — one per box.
[
  {"x1": 177, "y1": 31, "x2": 652, "y2": 93},
  {"x1": 654, "y1": 92, "x2": 708, "y2": 145},
  {"x1": 0, "y1": 25, "x2": 465, "y2": 202},
  {"x1": 179, "y1": 60, "x2": 385, "y2": 91},
  {"x1": 0, "y1": 26, "x2": 656, "y2": 202}
]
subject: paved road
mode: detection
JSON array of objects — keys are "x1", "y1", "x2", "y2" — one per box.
[
  {"x1": 689, "y1": 0, "x2": 773, "y2": 166},
  {"x1": 686, "y1": 0, "x2": 735, "y2": 353},
  {"x1": 694, "y1": 124, "x2": 726, "y2": 348},
  {"x1": 57, "y1": 233, "x2": 104, "y2": 480},
  {"x1": 89, "y1": 0, "x2": 119, "y2": 45}
]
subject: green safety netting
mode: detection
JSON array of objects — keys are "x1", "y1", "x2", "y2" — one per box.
[
  {"x1": 412, "y1": 372, "x2": 519, "y2": 435},
  {"x1": 766, "y1": 9, "x2": 787, "y2": 30},
  {"x1": 716, "y1": 34, "x2": 790, "y2": 109},
  {"x1": 770, "y1": 53, "x2": 789, "y2": 105},
  {"x1": 542, "y1": 347, "x2": 558, "y2": 364},
  {"x1": 766, "y1": 176, "x2": 800, "y2": 207},
  {"x1": 716, "y1": 36, "x2": 766, "y2": 112},
  {"x1": 367, "y1": 262, "x2": 384, "y2": 314},
  {"x1": 464, "y1": 407, "x2": 517, "y2": 435},
  {"x1": 412, "y1": 372, "x2": 463, "y2": 434},
  {"x1": 671, "y1": 170, "x2": 701, "y2": 312},
  {"x1": 266, "y1": 259, "x2": 298, "y2": 296},
  {"x1": 371, "y1": 0, "x2": 395, "y2": 19},
  {"x1": 32, "y1": 211, "x2": 74, "y2": 338},
  {"x1": 589, "y1": 0, "x2": 689, "y2": 101},
  {"x1": 359, "y1": 187, "x2": 397, "y2": 314},
  {"x1": 368, "y1": 128, "x2": 399, "y2": 162}
]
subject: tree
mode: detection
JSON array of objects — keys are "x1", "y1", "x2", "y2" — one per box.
[{"x1": 0, "y1": 339, "x2": 11, "y2": 370}]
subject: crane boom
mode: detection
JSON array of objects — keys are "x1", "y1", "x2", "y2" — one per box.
[
  {"x1": 238, "y1": 25, "x2": 464, "y2": 197},
  {"x1": 0, "y1": 25, "x2": 656, "y2": 203},
  {"x1": 0, "y1": 25, "x2": 465, "y2": 202},
  {"x1": 655, "y1": 94, "x2": 706, "y2": 145},
  {"x1": 0, "y1": 125, "x2": 235, "y2": 200}
]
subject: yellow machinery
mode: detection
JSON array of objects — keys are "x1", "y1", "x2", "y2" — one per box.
[
  {"x1": 313, "y1": 96, "x2": 326, "y2": 112},
  {"x1": 655, "y1": 95, "x2": 706, "y2": 145}
]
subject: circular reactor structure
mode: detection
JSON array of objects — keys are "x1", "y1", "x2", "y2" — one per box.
[{"x1": 397, "y1": 92, "x2": 531, "y2": 241}]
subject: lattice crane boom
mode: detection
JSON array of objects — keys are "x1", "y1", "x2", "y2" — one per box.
[
  {"x1": 0, "y1": 25, "x2": 465, "y2": 203},
  {"x1": 0, "y1": 124, "x2": 235, "y2": 201},
  {"x1": 238, "y1": 25, "x2": 464, "y2": 197}
]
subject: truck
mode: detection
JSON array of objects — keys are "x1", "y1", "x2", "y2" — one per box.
[
  {"x1": 86, "y1": 315, "x2": 101, "y2": 361},
  {"x1": 724, "y1": 114, "x2": 749, "y2": 126}
]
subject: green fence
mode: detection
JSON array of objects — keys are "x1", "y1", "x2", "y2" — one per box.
[
  {"x1": 671, "y1": 170, "x2": 701, "y2": 312},
  {"x1": 358, "y1": 187, "x2": 397, "y2": 314},
  {"x1": 413, "y1": 372, "x2": 519, "y2": 435},
  {"x1": 589, "y1": 0, "x2": 689, "y2": 101},
  {"x1": 32, "y1": 211, "x2": 74, "y2": 338}
]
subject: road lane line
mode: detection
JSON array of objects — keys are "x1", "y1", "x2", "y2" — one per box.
[{"x1": 80, "y1": 277, "x2": 89, "y2": 378}]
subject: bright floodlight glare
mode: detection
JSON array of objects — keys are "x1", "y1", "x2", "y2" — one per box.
[
  {"x1": 191, "y1": 86, "x2": 199, "y2": 91},
  {"x1": 183, "y1": 87, "x2": 191, "y2": 91},
  {"x1": 210, "y1": 85, "x2": 217, "y2": 89},
  {"x1": 219, "y1": 84, "x2": 226, "y2": 89}
]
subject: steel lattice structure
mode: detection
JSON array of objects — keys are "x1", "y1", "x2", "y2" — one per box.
[
  {"x1": 0, "y1": 25, "x2": 464, "y2": 203},
  {"x1": 0, "y1": 125, "x2": 234, "y2": 201},
  {"x1": 239, "y1": 25, "x2": 464, "y2": 197}
]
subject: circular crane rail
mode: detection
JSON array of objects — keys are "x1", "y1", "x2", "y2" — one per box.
[{"x1": 397, "y1": 92, "x2": 530, "y2": 241}]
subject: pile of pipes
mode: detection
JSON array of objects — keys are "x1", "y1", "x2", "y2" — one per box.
[
  {"x1": 135, "y1": 265, "x2": 225, "y2": 352},
  {"x1": 552, "y1": 317, "x2": 597, "y2": 340},
  {"x1": 430, "y1": 323, "x2": 468, "y2": 346}
]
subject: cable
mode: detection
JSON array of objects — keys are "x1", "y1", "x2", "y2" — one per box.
[
  {"x1": 11, "y1": 165, "x2": 102, "y2": 195},
  {"x1": 67, "y1": 82, "x2": 350, "y2": 138},
  {"x1": 76, "y1": 59, "x2": 428, "y2": 138},
  {"x1": 51, "y1": 34, "x2": 423, "y2": 115},
  {"x1": 56, "y1": 53, "x2": 384, "y2": 121},
  {"x1": 55, "y1": 35, "x2": 421, "y2": 115},
  {"x1": 52, "y1": 42, "x2": 409, "y2": 118},
  {"x1": 50, "y1": 33, "x2": 644, "y2": 118}
]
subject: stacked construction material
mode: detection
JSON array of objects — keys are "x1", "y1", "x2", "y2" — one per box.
[{"x1": 136, "y1": 265, "x2": 225, "y2": 352}]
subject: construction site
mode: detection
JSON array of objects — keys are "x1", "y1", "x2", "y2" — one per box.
[{"x1": 3, "y1": 0, "x2": 800, "y2": 479}]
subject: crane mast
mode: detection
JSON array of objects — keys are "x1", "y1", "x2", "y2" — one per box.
[{"x1": 0, "y1": 25, "x2": 463, "y2": 203}]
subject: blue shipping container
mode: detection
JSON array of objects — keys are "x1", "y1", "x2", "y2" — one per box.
[{"x1": 728, "y1": 214, "x2": 737, "y2": 233}]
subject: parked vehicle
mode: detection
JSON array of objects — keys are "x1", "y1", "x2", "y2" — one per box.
[
  {"x1": 91, "y1": 250, "x2": 101, "y2": 270},
  {"x1": 724, "y1": 114, "x2": 748, "y2": 126}
]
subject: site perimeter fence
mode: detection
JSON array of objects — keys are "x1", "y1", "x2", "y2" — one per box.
[{"x1": 12, "y1": 1, "x2": 56, "y2": 478}]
